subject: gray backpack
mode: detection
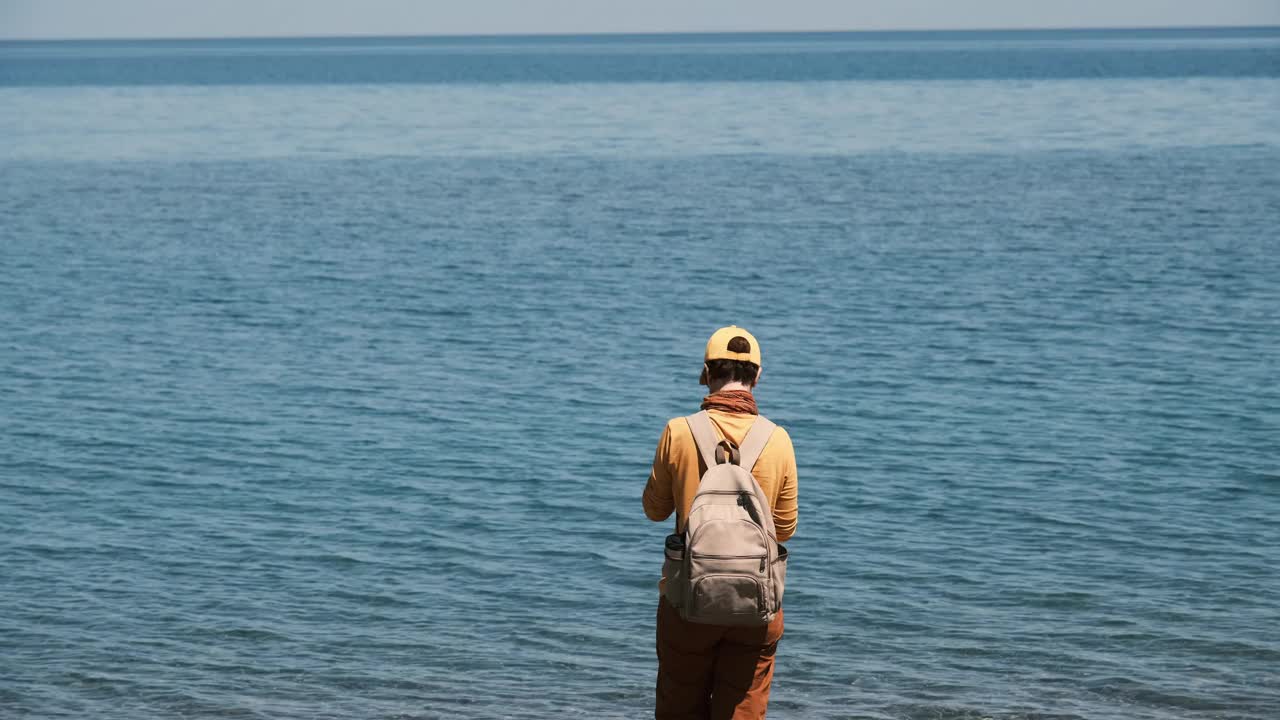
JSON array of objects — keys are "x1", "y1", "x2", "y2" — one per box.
[{"x1": 662, "y1": 411, "x2": 788, "y2": 626}]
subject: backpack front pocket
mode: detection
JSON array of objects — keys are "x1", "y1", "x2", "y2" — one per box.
[{"x1": 689, "y1": 574, "x2": 765, "y2": 623}]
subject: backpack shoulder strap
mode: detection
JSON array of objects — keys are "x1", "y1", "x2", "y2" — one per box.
[
  {"x1": 684, "y1": 411, "x2": 720, "y2": 472},
  {"x1": 737, "y1": 415, "x2": 778, "y2": 473}
]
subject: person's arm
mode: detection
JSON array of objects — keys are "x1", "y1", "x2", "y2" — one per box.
[
  {"x1": 642, "y1": 423, "x2": 675, "y2": 521},
  {"x1": 773, "y1": 432, "x2": 798, "y2": 542}
]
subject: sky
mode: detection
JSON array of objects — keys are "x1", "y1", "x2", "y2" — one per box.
[{"x1": 3, "y1": 0, "x2": 1279, "y2": 40}]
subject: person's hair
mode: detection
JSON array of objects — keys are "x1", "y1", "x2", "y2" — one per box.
[{"x1": 705, "y1": 359, "x2": 759, "y2": 385}]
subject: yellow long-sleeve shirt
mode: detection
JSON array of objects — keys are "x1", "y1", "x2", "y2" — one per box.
[{"x1": 642, "y1": 410, "x2": 798, "y2": 542}]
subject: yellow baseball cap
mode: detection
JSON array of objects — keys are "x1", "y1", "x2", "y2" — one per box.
[{"x1": 704, "y1": 325, "x2": 762, "y2": 366}]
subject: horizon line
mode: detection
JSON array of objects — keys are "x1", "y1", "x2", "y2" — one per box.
[{"x1": 3, "y1": 23, "x2": 1279, "y2": 44}]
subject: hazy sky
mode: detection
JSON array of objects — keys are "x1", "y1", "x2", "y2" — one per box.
[{"x1": 4, "y1": 0, "x2": 1279, "y2": 40}]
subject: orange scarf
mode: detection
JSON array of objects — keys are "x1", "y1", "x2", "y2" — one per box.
[{"x1": 700, "y1": 389, "x2": 758, "y2": 415}]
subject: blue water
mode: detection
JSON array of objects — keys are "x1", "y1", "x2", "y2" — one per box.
[
  {"x1": 2, "y1": 28, "x2": 1280, "y2": 86},
  {"x1": 2, "y1": 28, "x2": 1279, "y2": 720}
]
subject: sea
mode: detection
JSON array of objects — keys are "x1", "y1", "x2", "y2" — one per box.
[{"x1": 1, "y1": 27, "x2": 1278, "y2": 720}]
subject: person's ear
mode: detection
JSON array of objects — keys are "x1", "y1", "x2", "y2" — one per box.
[
  {"x1": 699, "y1": 364, "x2": 709, "y2": 386},
  {"x1": 753, "y1": 367, "x2": 762, "y2": 387}
]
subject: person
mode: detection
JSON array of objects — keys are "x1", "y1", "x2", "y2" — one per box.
[{"x1": 643, "y1": 325, "x2": 799, "y2": 720}]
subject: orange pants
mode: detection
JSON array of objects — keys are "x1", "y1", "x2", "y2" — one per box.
[{"x1": 654, "y1": 597, "x2": 785, "y2": 720}]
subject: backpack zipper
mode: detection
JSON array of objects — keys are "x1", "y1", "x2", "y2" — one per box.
[
  {"x1": 689, "y1": 552, "x2": 770, "y2": 574},
  {"x1": 737, "y1": 491, "x2": 764, "y2": 527}
]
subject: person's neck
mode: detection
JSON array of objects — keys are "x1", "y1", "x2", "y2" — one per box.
[{"x1": 707, "y1": 381, "x2": 754, "y2": 394}]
